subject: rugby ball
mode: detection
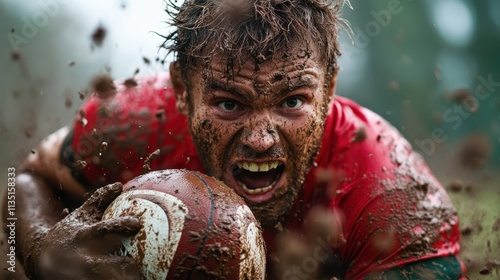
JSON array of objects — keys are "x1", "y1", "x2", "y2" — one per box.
[{"x1": 102, "y1": 169, "x2": 266, "y2": 279}]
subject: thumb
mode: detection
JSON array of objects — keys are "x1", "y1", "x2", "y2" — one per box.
[{"x1": 79, "y1": 182, "x2": 123, "y2": 218}]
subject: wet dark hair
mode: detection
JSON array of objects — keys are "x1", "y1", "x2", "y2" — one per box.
[{"x1": 162, "y1": 0, "x2": 349, "y2": 80}]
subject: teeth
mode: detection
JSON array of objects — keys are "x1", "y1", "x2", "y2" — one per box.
[
  {"x1": 239, "y1": 181, "x2": 274, "y2": 195},
  {"x1": 242, "y1": 162, "x2": 250, "y2": 170},
  {"x1": 248, "y1": 163, "x2": 259, "y2": 172},
  {"x1": 270, "y1": 161, "x2": 278, "y2": 170},
  {"x1": 259, "y1": 164, "x2": 269, "y2": 172},
  {"x1": 236, "y1": 161, "x2": 281, "y2": 172}
]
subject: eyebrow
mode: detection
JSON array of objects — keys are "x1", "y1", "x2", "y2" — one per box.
[
  {"x1": 206, "y1": 74, "x2": 319, "y2": 100},
  {"x1": 206, "y1": 80, "x2": 252, "y2": 101},
  {"x1": 272, "y1": 75, "x2": 319, "y2": 99}
]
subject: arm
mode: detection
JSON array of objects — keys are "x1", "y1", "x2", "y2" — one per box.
[
  {"x1": 5, "y1": 74, "x2": 178, "y2": 279},
  {"x1": 3, "y1": 127, "x2": 141, "y2": 279},
  {"x1": 2, "y1": 127, "x2": 79, "y2": 277}
]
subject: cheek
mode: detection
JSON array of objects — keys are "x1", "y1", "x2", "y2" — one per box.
[
  {"x1": 190, "y1": 111, "x2": 222, "y2": 158},
  {"x1": 280, "y1": 108, "x2": 323, "y2": 151},
  {"x1": 190, "y1": 109, "x2": 241, "y2": 171}
]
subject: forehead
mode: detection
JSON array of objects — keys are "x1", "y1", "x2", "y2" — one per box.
[{"x1": 191, "y1": 44, "x2": 327, "y2": 93}]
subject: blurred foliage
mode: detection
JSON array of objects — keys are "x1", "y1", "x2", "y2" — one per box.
[{"x1": 337, "y1": 0, "x2": 500, "y2": 171}]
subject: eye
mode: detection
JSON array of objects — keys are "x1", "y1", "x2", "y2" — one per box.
[
  {"x1": 218, "y1": 100, "x2": 239, "y2": 111},
  {"x1": 282, "y1": 97, "x2": 303, "y2": 109}
]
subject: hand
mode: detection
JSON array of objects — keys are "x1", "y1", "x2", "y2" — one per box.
[{"x1": 37, "y1": 183, "x2": 142, "y2": 280}]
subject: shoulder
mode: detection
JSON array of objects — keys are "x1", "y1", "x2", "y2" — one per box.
[
  {"x1": 316, "y1": 96, "x2": 403, "y2": 179},
  {"x1": 65, "y1": 73, "x2": 202, "y2": 187},
  {"x1": 305, "y1": 97, "x2": 461, "y2": 278},
  {"x1": 79, "y1": 73, "x2": 174, "y2": 121}
]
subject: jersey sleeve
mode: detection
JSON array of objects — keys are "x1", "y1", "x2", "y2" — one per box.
[
  {"x1": 302, "y1": 97, "x2": 464, "y2": 279},
  {"x1": 61, "y1": 73, "x2": 203, "y2": 188}
]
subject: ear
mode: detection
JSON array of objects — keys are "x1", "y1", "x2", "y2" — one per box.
[
  {"x1": 326, "y1": 65, "x2": 339, "y2": 101},
  {"x1": 170, "y1": 62, "x2": 189, "y2": 116}
]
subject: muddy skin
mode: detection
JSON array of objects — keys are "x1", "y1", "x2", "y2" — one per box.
[
  {"x1": 33, "y1": 183, "x2": 141, "y2": 279},
  {"x1": 182, "y1": 44, "x2": 332, "y2": 228}
]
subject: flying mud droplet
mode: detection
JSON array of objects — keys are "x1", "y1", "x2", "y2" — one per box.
[
  {"x1": 351, "y1": 125, "x2": 367, "y2": 143},
  {"x1": 91, "y1": 25, "x2": 107, "y2": 47},
  {"x1": 456, "y1": 133, "x2": 491, "y2": 171},
  {"x1": 91, "y1": 74, "x2": 116, "y2": 99},
  {"x1": 65, "y1": 96, "x2": 73, "y2": 108},
  {"x1": 78, "y1": 90, "x2": 87, "y2": 100},
  {"x1": 11, "y1": 50, "x2": 21, "y2": 61},
  {"x1": 143, "y1": 149, "x2": 161, "y2": 172},
  {"x1": 446, "y1": 87, "x2": 478, "y2": 113},
  {"x1": 123, "y1": 78, "x2": 138, "y2": 88},
  {"x1": 446, "y1": 179, "x2": 464, "y2": 193}
]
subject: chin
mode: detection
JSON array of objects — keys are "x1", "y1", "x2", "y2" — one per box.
[{"x1": 247, "y1": 198, "x2": 294, "y2": 229}]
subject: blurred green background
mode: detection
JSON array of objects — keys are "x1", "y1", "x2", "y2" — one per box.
[{"x1": 0, "y1": 0, "x2": 499, "y2": 278}]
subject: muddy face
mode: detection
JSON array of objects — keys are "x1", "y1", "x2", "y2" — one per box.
[{"x1": 174, "y1": 45, "x2": 335, "y2": 228}]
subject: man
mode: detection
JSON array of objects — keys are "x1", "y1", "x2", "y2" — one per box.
[{"x1": 4, "y1": 0, "x2": 465, "y2": 279}]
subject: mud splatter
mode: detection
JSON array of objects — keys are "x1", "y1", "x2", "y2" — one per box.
[
  {"x1": 11, "y1": 50, "x2": 21, "y2": 61},
  {"x1": 456, "y1": 132, "x2": 491, "y2": 170},
  {"x1": 446, "y1": 88, "x2": 478, "y2": 112},
  {"x1": 123, "y1": 78, "x2": 138, "y2": 88},
  {"x1": 91, "y1": 26, "x2": 107, "y2": 46},
  {"x1": 65, "y1": 96, "x2": 73, "y2": 108},
  {"x1": 446, "y1": 179, "x2": 464, "y2": 193},
  {"x1": 91, "y1": 75, "x2": 116, "y2": 98},
  {"x1": 142, "y1": 149, "x2": 160, "y2": 172},
  {"x1": 78, "y1": 90, "x2": 87, "y2": 100},
  {"x1": 351, "y1": 125, "x2": 367, "y2": 143}
]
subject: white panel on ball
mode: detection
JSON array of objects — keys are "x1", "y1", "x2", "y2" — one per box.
[
  {"x1": 236, "y1": 205, "x2": 266, "y2": 280},
  {"x1": 103, "y1": 190, "x2": 188, "y2": 280}
]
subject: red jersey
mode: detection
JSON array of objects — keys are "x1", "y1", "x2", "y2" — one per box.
[{"x1": 64, "y1": 74, "x2": 463, "y2": 279}]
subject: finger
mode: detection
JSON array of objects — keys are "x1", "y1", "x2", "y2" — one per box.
[
  {"x1": 39, "y1": 250, "x2": 94, "y2": 280},
  {"x1": 87, "y1": 255, "x2": 142, "y2": 280},
  {"x1": 80, "y1": 182, "x2": 123, "y2": 215},
  {"x1": 77, "y1": 216, "x2": 141, "y2": 241}
]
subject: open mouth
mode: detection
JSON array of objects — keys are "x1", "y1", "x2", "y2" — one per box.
[{"x1": 231, "y1": 160, "x2": 285, "y2": 196}]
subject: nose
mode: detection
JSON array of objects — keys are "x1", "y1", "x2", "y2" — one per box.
[{"x1": 240, "y1": 121, "x2": 279, "y2": 154}]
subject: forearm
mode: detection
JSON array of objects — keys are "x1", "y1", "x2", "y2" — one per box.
[{"x1": 2, "y1": 173, "x2": 66, "y2": 278}]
